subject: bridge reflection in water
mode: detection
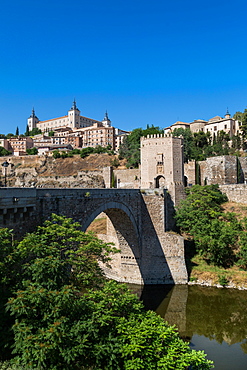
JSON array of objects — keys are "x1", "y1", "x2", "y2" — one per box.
[{"x1": 135, "y1": 284, "x2": 247, "y2": 370}]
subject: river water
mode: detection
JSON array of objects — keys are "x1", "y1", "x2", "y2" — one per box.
[{"x1": 137, "y1": 284, "x2": 247, "y2": 370}]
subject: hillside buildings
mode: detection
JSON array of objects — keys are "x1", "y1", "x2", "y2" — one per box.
[
  {"x1": 164, "y1": 110, "x2": 242, "y2": 137},
  {"x1": 26, "y1": 101, "x2": 129, "y2": 154}
]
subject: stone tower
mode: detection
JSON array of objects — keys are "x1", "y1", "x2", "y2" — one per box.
[
  {"x1": 140, "y1": 135, "x2": 185, "y2": 205},
  {"x1": 102, "y1": 111, "x2": 111, "y2": 127},
  {"x1": 68, "y1": 99, "x2": 81, "y2": 128},
  {"x1": 27, "y1": 108, "x2": 39, "y2": 131}
]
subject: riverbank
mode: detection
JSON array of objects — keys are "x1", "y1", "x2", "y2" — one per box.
[{"x1": 188, "y1": 254, "x2": 247, "y2": 290}]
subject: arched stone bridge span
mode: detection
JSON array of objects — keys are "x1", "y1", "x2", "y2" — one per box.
[{"x1": 0, "y1": 188, "x2": 187, "y2": 285}]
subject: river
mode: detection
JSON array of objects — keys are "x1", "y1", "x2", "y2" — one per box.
[{"x1": 136, "y1": 284, "x2": 247, "y2": 370}]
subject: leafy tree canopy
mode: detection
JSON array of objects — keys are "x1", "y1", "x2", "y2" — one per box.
[
  {"x1": 119, "y1": 125, "x2": 164, "y2": 168},
  {"x1": 175, "y1": 185, "x2": 247, "y2": 268},
  {"x1": 26, "y1": 147, "x2": 38, "y2": 155},
  {"x1": 0, "y1": 215, "x2": 213, "y2": 369},
  {"x1": 26, "y1": 128, "x2": 42, "y2": 136},
  {"x1": 0, "y1": 146, "x2": 11, "y2": 157}
]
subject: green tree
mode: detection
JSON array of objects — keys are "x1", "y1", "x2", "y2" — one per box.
[
  {"x1": 172, "y1": 128, "x2": 194, "y2": 162},
  {"x1": 25, "y1": 125, "x2": 30, "y2": 137},
  {"x1": 15, "y1": 127, "x2": 19, "y2": 136},
  {"x1": 48, "y1": 131, "x2": 54, "y2": 137},
  {"x1": 26, "y1": 147, "x2": 38, "y2": 155},
  {"x1": 119, "y1": 126, "x2": 164, "y2": 168},
  {"x1": 237, "y1": 217, "x2": 247, "y2": 269},
  {"x1": 7, "y1": 282, "x2": 213, "y2": 370},
  {"x1": 233, "y1": 107, "x2": 247, "y2": 148},
  {"x1": 241, "y1": 109, "x2": 247, "y2": 139},
  {"x1": 0, "y1": 229, "x2": 18, "y2": 360},
  {"x1": 6, "y1": 134, "x2": 14, "y2": 139},
  {"x1": 52, "y1": 150, "x2": 61, "y2": 159},
  {"x1": 175, "y1": 185, "x2": 240, "y2": 267},
  {"x1": 14, "y1": 214, "x2": 117, "y2": 290},
  {"x1": 231, "y1": 134, "x2": 242, "y2": 150},
  {"x1": 80, "y1": 147, "x2": 94, "y2": 158},
  {"x1": 0, "y1": 147, "x2": 11, "y2": 156},
  {"x1": 2, "y1": 215, "x2": 213, "y2": 369},
  {"x1": 28, "y1": 128, "x2": 42, "y2": 136}
]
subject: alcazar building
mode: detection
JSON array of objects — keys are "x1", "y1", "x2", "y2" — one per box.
[
  {"x1": 26, "y1": 101, "x2": 129, "y2": 153},
  {"x1": 27, "y1": 100, "x2": 112, "y2": 132}
]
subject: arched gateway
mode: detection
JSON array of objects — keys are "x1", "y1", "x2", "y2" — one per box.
[{"x1": 0, "y1": 188, "x2": 187, "y2": 285}]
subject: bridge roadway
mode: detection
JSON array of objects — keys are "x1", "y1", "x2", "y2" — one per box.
[{"x1": 0, "y1": 187, "x2": 188, "y2": 285}]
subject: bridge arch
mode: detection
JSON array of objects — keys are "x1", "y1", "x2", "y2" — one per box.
[
  {"x1": 82, "y1": 201, "x2": 139, "y2": 238},
  {"x1": 83, "y1": 201, "x2": 142, "y2": 284}
]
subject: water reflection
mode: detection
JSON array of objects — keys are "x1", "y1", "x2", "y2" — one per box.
[{"x1": 138, "y1": 284, "x2": 247, "y2": 369}]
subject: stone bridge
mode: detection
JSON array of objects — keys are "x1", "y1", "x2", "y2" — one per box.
[{"x1": 0, "y1": 188, "x2": 188, "y2": 285}]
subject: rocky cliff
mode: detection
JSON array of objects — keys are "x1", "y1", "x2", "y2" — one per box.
[{"x1": 0, "y1": 154, "x2": 123, "y2": 188}]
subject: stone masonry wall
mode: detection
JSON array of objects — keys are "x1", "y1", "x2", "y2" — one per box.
[
  {"x1": 184, "y1": 161, "x2": 196, "y2": 186},
  {"x1": 199, "y1": 156, "x2": 237, "y2": 185},
  {"x1": 140, "y1": 135, "x2": 185, "y2": 206},
  {"x1": 239, "y1": 157, "x2": 247, "y2": 183},
  {"x1": 0, "y1": 188, "x2": 188, "y2": 285},
  {"x1": 219, "y1": 184, "x2": 247, "y2": 204},
  {"x1": 113, "y1": 168, "x2": 140, "y2": 189}
]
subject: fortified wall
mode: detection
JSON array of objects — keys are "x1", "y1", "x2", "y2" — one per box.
[
  {"x1": 184, "y1": 156, "x2": 247, "y2": 187},
  {"x1": 219, "y1": 184, "x2": 247, "y2": 204},
  {"x1": 199, "y1": 156, "x2": 238, "y2": 185}
]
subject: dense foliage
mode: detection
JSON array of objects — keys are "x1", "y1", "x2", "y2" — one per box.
[
  {"x1": 25, "y1": 127, "x2": 42, "y2": 136},
  {"x1": 175, "y1": 185, "x2": 247, "y2": 268},
  {"x1": 0, "y1": 215, "x2": 213, "y2": 369},
  {"x1": 26, "y1": 147, "x2": 38, "y2": 155},
  {"x1": 0, "y1": 146, "x2": 11, "y2": 156},
  {"x1": 172, "y1": 128, "x2": 244, "y2": 162},
  {"x1": 233, "y1": 108, "x2": 247, "y2": 141},
  {"x1": 119, "y1": 125, "x2": 164, "y2": 168},
  {"x1": 52, "y1": 145, "x2": 114, "y2": 159}
]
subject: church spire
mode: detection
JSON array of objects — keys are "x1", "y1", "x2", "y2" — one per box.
[
  {"x1": 225, "y1": 107, "x2": 231, "y2": 119},
  {"x1": 102, "y1": 110, "x2": 111, "y2": 127},
  {"x1": 104, "y1": 110, "x2": 109, "y2": 121},
  {"x1": 30, "y1": 107, "x2": 37, "y2": 118},
  {"x1": 72, "y1": 99, "x2": 77, "y2": 110}
]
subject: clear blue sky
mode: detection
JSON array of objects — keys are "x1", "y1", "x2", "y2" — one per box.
[{"x1": 1, "y1": 0, "x2": 247, "y2": 134}]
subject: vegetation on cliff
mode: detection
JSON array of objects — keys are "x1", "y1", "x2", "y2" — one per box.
[
  {"x1": 0, "y1": 215, "x2": 213, "y2": 369},
  {"x1": 119, "y1": 125, "x2": 164, "y2": 168},
  {"x1": 52, "y1": 145, "x2": 114, "y2": 159},
  {"x1": 175, "y1": 185, "x2": 247, "y2": 271}
]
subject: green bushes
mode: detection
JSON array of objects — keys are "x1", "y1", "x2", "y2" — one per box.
[
  {"x1": 0, "y1": 215, "x2": 213, "y2": 369},
  {"x1": 52, "y1": 145, "x2": 114, "y2": 159},
  {"x1": 175, "y1": 184, "x2": 247, "y2": 269}
]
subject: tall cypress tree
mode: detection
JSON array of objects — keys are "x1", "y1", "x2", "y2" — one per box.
[{"x1": 25, "y1": 124, "x2": 30, "y2": 136}]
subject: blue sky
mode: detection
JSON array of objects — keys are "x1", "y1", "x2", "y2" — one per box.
[{"x1": 1, "y1": 0, "x2": 247, "y2": 134}]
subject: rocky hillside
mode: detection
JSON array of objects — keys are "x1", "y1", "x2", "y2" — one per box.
[{"x1": 1, "y1": 153, "x2": 125, "y2": 188}]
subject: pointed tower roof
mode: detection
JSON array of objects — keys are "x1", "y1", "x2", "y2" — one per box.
[
  {"x1": 70, "y1": 99, "x2": 79, "y2": 110},
  {"x1": 225, "y1": 107, "x2": 231, "y2": 119},
  {"x1": 104, "y1": 110, "x2": 109, "y2": 121},
  {"x1": 30, "y1": 107, "x2": 38, "y2": 118}
]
